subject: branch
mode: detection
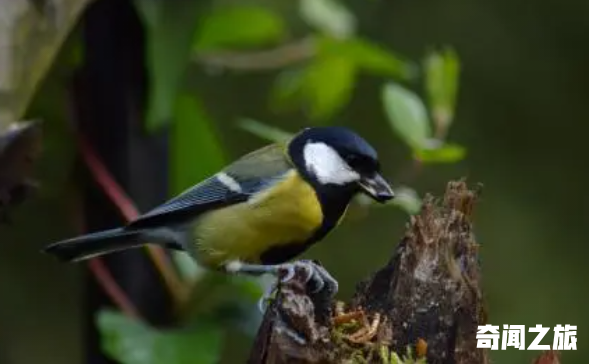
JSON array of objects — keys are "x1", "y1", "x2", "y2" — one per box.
[
  {"x1": 77, "y1": 133, "x2": 189, "y2": 309},
  {"x1": 88, "y1": 259, "x2": 141, "y2": 319},
  {"x1": 249, "y1": 180, "x2": 488, "y2": 364},
  {"x1": 194, "y1": 37, "x2": 316, "y2": 72}
]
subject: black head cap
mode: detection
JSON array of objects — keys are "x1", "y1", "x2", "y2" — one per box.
[
  {"x1": 289, "y1": 127, "x2": 379, "y2": 170},
  {"x1": 293, "y1": 126, "x2": 377, "y2": 159}
]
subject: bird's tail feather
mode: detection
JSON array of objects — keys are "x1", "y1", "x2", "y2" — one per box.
[{"x1": 44, "y1": 228, "x2": 148, "y2": 262}]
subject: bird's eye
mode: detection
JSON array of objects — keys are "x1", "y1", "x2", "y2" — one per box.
[
  {"x1": 345, "y1": 154, "x2": 367, "y2": 170},
  {"x1": 345, "y1": 153, "x2": 379, "y2": 173},
  {"x1": 344, "y1": 154, "x2": 360, "y2": 166},
  {"x1": 345, "y1": 154, "x2": 357, "y2": 162}
]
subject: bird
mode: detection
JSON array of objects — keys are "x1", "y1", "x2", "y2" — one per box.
[{"x1": 43, "y1": 126, "x2": 394, "y2": 300}]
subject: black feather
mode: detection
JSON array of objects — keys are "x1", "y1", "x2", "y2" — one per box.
[
  {"x1": 43, "y1": 228, "x2": 145, "y2": 262},
  {"x1": 127, "y1": 176, "x2": 250, "y2": 229}
]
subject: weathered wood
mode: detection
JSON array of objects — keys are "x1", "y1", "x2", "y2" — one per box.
[{"x1": 533, "y1": 351, "x2": 561, "y2": 364}]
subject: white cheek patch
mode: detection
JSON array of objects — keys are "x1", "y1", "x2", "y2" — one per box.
[{"x1": 303, "y1": 142, "x2": 360, "y2": 185}]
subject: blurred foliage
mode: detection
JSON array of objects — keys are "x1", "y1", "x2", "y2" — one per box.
[
  {"x1": 134, "y1": 0, "x2": 203, "y2": 131},
  {"x1": 194, "y1": 6, "x2": 287, "y2": 50},
  {"x1": 170, "y1": 95, "x2": 226, "y2": 194},
  {"x1": 2, "y1": 0, "x2": 587, "y2": 362},
  {"x1": 424, "y1": 48, "x2": 460, "y2": 135},
  {"x1": 387, "y1": 186, "x2": 422, "y2": 216},
  {"x1": 383, "y1": 346, "x2": 426, "y2": 364},
  {"x1": 237, "y1": 118, "x2": 293, "y2": 143},
  {"x1": 99, "y1": 310, "x2": 223, "y2": 364},
  {"x1": 277, "y1": 54, "x2": 357, "y2": 121},
  {"x1": 299, "y1": 0, "x2": 356, "y2": 38},
  {"x1": 99, "y1": 273, "x2": 265, "y2": 364},
  {"x1": 382, "y1": 82, "x2": 432, "y2": 151},
  {"x1": 317, "y1": 37, "x2": 415, "y2": 78},
  {"x1": 4, "y1": 0, "x2": 468, "y2": 363}
]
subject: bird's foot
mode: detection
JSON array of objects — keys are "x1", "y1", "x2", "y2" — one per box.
[{"x1": 224, "y1": 259, "x2": 338, "y2": 313}]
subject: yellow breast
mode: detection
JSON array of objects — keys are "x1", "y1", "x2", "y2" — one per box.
[{"x1": 193, "y1": 170, "x2": 323, "y2": 267}]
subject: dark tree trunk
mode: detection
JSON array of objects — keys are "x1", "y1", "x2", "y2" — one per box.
[{"x1": 71, "y1": 0, "x2": 172, "y2": 363}]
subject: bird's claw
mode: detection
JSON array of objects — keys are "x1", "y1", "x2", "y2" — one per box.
[
  {"x1": 276, "y1": 259, "x2": 338, "y2": 296},
  {"x1": 223, "y1": 259, "x2": 338, "y2": 313},
  {"x1": 258, "y1": 260, "x2": 338, "y2": 313}
]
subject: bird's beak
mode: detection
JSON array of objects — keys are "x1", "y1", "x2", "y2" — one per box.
[{"x1": 359, "y1": 173, "x2": 394, "y2": 203}]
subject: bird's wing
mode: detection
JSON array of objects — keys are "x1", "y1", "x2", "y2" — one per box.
[{"x1": 127, "y1": 143, "x2": 292, "y2": 229}]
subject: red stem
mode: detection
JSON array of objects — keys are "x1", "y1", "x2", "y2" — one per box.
[
  {"x1": 76, "y1": 132, "x2": 187, "y2": 314},
  {"x1": 77, "y1": 134, "x2": 138, "y2": 221},
  {"x1": 88, "y1": 259, "x2": 141, "y2": 319}
]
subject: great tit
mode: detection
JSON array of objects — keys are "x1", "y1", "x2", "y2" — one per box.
[{"x1": 44, "y1": 126, "x2": 394, "y2": 297}]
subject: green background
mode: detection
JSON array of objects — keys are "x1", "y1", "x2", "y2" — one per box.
[{"x1": 0, "y1": 0, "x2": 585, "y2": 363}]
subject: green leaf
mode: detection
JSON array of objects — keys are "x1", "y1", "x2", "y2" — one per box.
[
  {"x1": 171, "y1": 94, "x2": 226, "y2": 195},
  {"x1": 172, "y1": 251, "x2": 203, "y2": 282},
  {"x1": 195, "y1": 6, "x2": 286, "y2": 50},
  {"x1": 271, "y1": 56, "x2": 356, "y2": 121},
  {"x1": 238, "y1": 119, "x2": 293, "y2": 143},
  {"x1": 424, "y1": 48, "x2": 460, "y2": 132},
  {"x1": 98, "y1": 310, "x2": 222, "y2": 364},
  {"x1": 269, "y1": 67, "x2": 307, "y2": 113},
  {"x1": 299, "y1": 0, "x2": 356, "y2": 39},
  {"x1": 270, "y1": 38, "x2": 413, "y2": 119},
  {"x1": 318, "y1": 37, "x2": 416, "y2": 80},
  {"x1": 303, "y1": 56, "x2": 356, "y2": 120},
  {"x1": 382, "y1": 83, "x2": 432, "y2": 149},
  {"x1": 182, "y1": 272, "x2": 264, "y2": 337},
  {"x1": 390, "y1": 352, "x2": 403, "y2": 364},
  {"x1": 414, "y1": 143, "x2": 466, "y2": 163},
  {"x1": 390, "y1": 186, "x2": 422, "y2": 215},
  {"x1": 135, "y1": 1, "x2": 203, "y2": 131}
]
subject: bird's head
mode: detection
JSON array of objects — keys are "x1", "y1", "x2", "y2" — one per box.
[{"x1": 288, "y1": 126, "x2": 394, "y2": 203}]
